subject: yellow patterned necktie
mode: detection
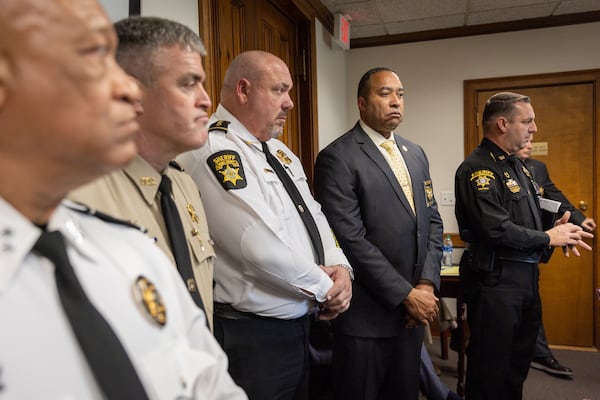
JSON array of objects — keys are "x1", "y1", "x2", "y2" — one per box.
[{"x1": 381, "y1": 140, "x2": 415, "y2": 214}]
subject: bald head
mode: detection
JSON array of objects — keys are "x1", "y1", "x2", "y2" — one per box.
[
  {"x1": 221, "y1": 51, "x2": 282, "y2": 98},
  {"x1": 219, "y1": 51, "x2": 294, "y2": 141}
]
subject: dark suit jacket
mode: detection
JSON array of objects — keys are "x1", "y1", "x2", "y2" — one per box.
[
  {"x1": 526, "y1": 158, "x2": 586, "y2": 226},
  {"x1": 314, "y1": 122, "x2": 443, "y2": 338}
]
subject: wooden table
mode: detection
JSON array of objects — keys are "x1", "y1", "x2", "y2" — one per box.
[{"x1": 439, "y1": 266, "x2": 467, "y2": 397}]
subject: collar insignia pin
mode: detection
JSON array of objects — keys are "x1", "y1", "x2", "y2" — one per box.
[
  {"x1": 276, "y1": 149, "x2": 292, "y2": 165},
  {"x1": 140, "y1": 177, "x2": 157, "y2": 186},
  {"x1": 186, "y1": 204, "x2": 199, "y2": 224}
]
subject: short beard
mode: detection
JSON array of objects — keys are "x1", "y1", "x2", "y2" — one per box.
[{"x1": 269, "y1": 126, "x2": 284, "y2": 139}]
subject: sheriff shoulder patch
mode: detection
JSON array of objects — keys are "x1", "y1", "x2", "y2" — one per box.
[
  {"x1": 423, "y1": 179, "x2": 434, "y2": 207},
  {"x1": 207, "y1": 150, "x2": 247, "y2": 190},
  {"x1": 470, "y1": 169, "x2": 495, "y2": 191}
]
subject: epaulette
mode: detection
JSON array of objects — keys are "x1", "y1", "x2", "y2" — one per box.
[
  {"x1": 209, "y1": 120, "x2": 230, "y2": 133},
  {"x1": 66, "y1": 201, "x2": 148, "y2": 234},
  {"x1": 168, "y1": 160, "x2": 184, "y2": 171}
]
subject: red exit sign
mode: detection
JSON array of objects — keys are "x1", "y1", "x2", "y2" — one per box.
[{"x1": 334, "y1": 13, "x2": 350, "y2": 50}]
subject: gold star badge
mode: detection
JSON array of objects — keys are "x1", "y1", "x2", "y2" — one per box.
[{"x1": 220, "y1": 166, "x2": 243, "y2": 186}]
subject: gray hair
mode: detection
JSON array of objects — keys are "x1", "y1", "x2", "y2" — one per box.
[
  {"x1": 481, "y1": 91, "x2": 530, "y2": 132},
  {"x1": 114, "y1": 16, "x2": 206, "y2": 84}
]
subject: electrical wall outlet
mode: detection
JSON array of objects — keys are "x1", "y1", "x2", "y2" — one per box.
[{"x1": 440, "y1": 191, "x2": 455, "y2": 206}]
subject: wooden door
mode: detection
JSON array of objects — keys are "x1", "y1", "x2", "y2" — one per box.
[
  {"x1": 256, "y1": 0, "x2": 298, "y2": 152},
  {"x1": 464, "y1": 70, "x2": 600, "y2": 348}
]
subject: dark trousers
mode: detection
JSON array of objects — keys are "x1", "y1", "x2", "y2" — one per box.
[
  {"x1": 332, "y1": 327, "x2": 423, "y2": 400},
  {"x1": 533, "y1": 323, "x2": 554, "y2": 359},
  {"x1": 214, "y1": 314, "x2": 310, "y2": 400},
  {"x1": 420, "y1": 343, "x2": 450, "y2": 400},
  {"x1": 462, "y1": 260, "x2": 541, "y2": 400}
]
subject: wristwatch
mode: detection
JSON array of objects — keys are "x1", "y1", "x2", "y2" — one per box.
[{"x1": 338, "y1": 264, "x2": 354, "y2": 281}]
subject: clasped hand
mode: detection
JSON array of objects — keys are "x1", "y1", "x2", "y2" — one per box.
[
  {"x1": 317, "y1": 264, "x2": 353, "y2": 320},
  {"x1": 403, "y1": 283, "x2": 439, "y2": 328}
]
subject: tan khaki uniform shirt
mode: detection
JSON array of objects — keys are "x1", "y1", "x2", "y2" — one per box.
[{"x1": 69, "y1": 155, "x2": 215, "y2": 330}]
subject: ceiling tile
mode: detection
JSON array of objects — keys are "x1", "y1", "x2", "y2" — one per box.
[
  {"x1": 375, "y1": 0, "x2": 467, "y2": 22},
  {"x1": 469, "y1": 0, "x2": 558, "y2": 12},
  {"x1": 320, "y1": 0, "x2": 341, "y2": 8},
  {"x1": 334, "y1": 1, "x2": 381, "y2": 25},
  {"x1": 321, "y1": 0, "x2": 600, "y2": 41},
  {"x1": 468, "y1": 3, "x2": 556, "y2": 25},
  {"x1": 351, "y1": 23, "x2": 388, "y2": 38},
  {"x1": 386, "y1": 14, "x2": 466, "y2": 34},
  {"x1": 555, "y1": 0, "x2": 600, "y2": 14}
]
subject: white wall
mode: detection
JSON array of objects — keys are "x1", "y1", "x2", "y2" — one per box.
[
  {"x1": 142, "y1": 0, "x2": 199, "y2": 35},
  {"x1": 98, "y1": 0, "x2": 129, "y2": 21},
  {"x1": 98, "y1": 0, "x2": 199, "y2": 34},
  {"x1": 345, "y1": 22, "x2": 600, "y2": 232},
  {"x1": 315, "y1": 20, "x2": 349, "y2": 150}
]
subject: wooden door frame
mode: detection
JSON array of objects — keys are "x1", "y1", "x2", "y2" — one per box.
[
  {"x1": 197, "y1": 0, "x2": 320, "y2": 185},
  {"x1": 464, "y1": 69, "x2": 600, "y2": 349}
]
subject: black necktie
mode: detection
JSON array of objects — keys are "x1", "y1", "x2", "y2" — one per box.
[
  {"x1": 261, "y1": 142, "x2": 324, "y2": 265},
  {"x1": 509, "y1": 155, "x2": 543, "y2": 230},
  {"x1": 158, "y1": 174, "x2": 206, "y2": 313},
  {"x1": 33, "y1": 230, "x2": 149, "y2": 400}
]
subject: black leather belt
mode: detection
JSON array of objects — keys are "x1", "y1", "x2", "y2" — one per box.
[
  {"x1": 213, "y1": 302, "x2": 307, "y2": 322},
  {"x1": 466, "y1": 244, "x2": 541, "y2": 264},
  {"x1": 214, "y1": 302, "x2": 263, "y2": 320}
]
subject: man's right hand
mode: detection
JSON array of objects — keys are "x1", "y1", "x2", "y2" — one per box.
[
  {"x1": 318, "y1": 264, "x2": 353, "y2": 319},
  {"x1": 547, "y1": 211, "x2": 594, "y2": 256}
]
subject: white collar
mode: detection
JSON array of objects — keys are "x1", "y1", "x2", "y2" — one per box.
[
  {"x1": 0, "y1": 198, "x2": 94, "y2": 292},
  {"x1": 359, "y1": 119, "x2": 396, "y2": 148}
]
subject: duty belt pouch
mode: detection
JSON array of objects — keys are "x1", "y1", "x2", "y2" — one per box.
[
  {"x1": 540, "y1": 245, "x2": 555, "y2": 264},
  {"x1": 461, "y1": 246, "x2": 495, "y2": 272},
  {"x1": 539, "y1": 209, "x2": 557, "y2": 264}
]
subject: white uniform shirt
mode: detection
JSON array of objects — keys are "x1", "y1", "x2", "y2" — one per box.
[
  {"x1": 178, "y1": 104, "x2": 350, "y2": 319},
  {"x1": 0, "y1": 198, "x2": 247, "y2": 400}
]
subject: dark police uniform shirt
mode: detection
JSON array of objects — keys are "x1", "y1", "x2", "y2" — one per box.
[
  {"x1": 525, "y1": 158, "x2": 587, "y2": 227},
  {"x1": 455, "y1": 138, "x2": 549, "y2": 259}
]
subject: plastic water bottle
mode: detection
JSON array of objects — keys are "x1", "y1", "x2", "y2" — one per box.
[{"x1": 442, "y1": 235, "x2": 453, "y2": 266}]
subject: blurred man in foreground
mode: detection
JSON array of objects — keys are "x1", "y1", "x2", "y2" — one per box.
[{"x1": 0, "y1": 1, "x2": 246, "y2": 398}]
